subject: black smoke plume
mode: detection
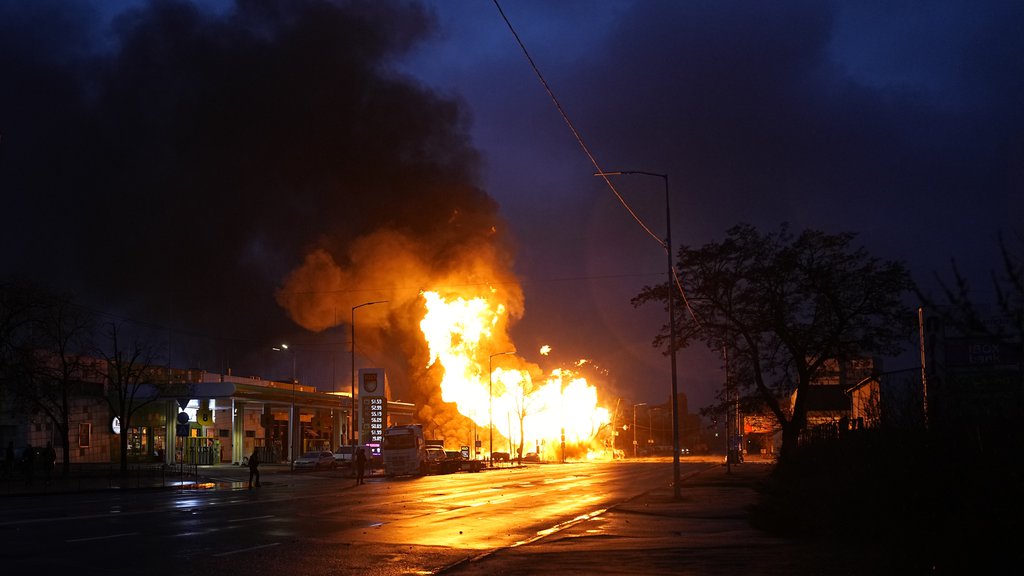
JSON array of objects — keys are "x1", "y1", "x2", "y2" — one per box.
[{"x1": 0, "y1": 0, "x2": 519, "y2": 420}]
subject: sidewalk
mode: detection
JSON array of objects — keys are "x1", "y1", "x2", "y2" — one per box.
[
  {"x1": 0, "y1": 461, "x2": 320, "y2": 496},
  {"x1": 443, "y1": 460, "x2": 863, "y2": 576},
  {"x1": 0, "y1": 459, "x2": 519, "y2": 496}
]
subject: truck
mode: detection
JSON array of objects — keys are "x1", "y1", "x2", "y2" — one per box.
[
  {"x1": 383, "y1": 425, "x2": 482, "y2": 476},
  {"x1": 382, "y1": 424, "x2": 426, "y2": 476}
]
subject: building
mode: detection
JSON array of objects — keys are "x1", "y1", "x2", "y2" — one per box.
[
  {"x1": 920, "y1": 308, "x2": 1022, "y2": 454},
  {"x1": 0, "y1": 366, "x2": 415, "y2": 467},
  {"x1": 734, "y1": 357, "x2": 884, "y2": 457}
]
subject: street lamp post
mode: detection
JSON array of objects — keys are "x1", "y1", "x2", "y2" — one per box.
[
  {"x1": 351, "y1": 300, "x2": 388, "y2": 447},
  {"x1": 648, "y1": 408, "x2": 654, "y2": 449},
  {"x1": 489, "y1": 350, "x2": 515, "y2": 466},
  {"x1": 633, "y1": 402, "x2": 647, "y2": 458},
  {"x1": 272, "y1": 344, "x2": 297, "y2": 464},
  {"x1": 595, "y1": 170, "x2": 682, "y2": 499}
]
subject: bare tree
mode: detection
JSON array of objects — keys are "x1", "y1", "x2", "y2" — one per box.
[
  {"x1": 924, "y1": 232, "x2": 1024, "y2": 339},
  {"x1": 511, "y1": 375, "x2": 533, "y2": 463},
  {"x1": 0, "y1": 284, "x2": 96, "y2": 477},
  {"x1": 634, "y1": 223, "x2": 915, "y2": 463},
  {"x1": 97, "y1": 321, "x2": 166, "y2": 475},
  {"x1": 0, "y1": 282, "x2": 39, "y2": 398}
]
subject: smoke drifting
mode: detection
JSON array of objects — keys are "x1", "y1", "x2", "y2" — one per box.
[
  {"x1": 0, "y1": 0, "x2": 522, "y2": 424},
  {"x1": 275, "y1": 224, "x2": 526, "y2": 443}
]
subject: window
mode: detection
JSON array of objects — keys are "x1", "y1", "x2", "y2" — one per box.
[
  {"x1": 79, "y1": 423, "x2": 92, "y2": 448},
  {"x1": 383, "y1": 434, "x2": 415, "y2": 449}
]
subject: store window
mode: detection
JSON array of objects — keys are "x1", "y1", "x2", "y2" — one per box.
[
  {"x1": 79, "y1": 423, "x2": 91, "y2": 448},
  {"x1": 126, "y1": 426, "x2": 149, "y2": 458}
]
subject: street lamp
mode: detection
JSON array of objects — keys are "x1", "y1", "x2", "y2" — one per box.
[
  {"x1": 272, "y1": 344, "x2": 297, "y2": 464},
  {"x1": 351, "y1": 300, "x2": 388, "y2": 447},
  {"x1": 489, "y1": 350, "x2": 515, "y2": 466},
  {"x1": 595, "y1": 170, "x2": 682, "y2": 499},
  {"x1": 632, "y1": 402, "x2": 647, "y2": 458}
]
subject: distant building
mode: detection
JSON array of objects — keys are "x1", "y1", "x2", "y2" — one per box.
[
  {"x1": 737, "y1": 357, "x2": 884, "y2": 457},
  {"x1": 920, "y1": 308, "x2": 1022, "y2": 454},
  {"x1": 803, "y1": 358, "x2": 881, "y2": 430},
  {"x1": 0, "y1": 366, "x2": 415, "y2": 467}
]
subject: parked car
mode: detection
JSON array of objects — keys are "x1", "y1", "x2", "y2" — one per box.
[
  {"x1": 419, "y1": 445, "x2": 448, "y2": 475},
  {"x1": 294, "y1": 450, "x2": 336, "y2": 470},
  {"x1": 442, "y1": 450, "x2": 482, "y2": 473},
  {"x1": 491, "y1": 451, "x2": 510, "y2": 463},
  {"x1": 523, "y1": 452, "x2": 541, "y2": 463},
  {"x1": 333, "y1": 445, "x2": 355, "y2": 467}
]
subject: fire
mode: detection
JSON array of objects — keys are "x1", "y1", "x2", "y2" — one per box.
[{"x1": 420, "y1": 290, "x2": 611, "y2": 461}]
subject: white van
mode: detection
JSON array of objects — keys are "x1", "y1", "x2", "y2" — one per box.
[{"x1": 333, "y1": 445, "x2": 355, "y2": 467}]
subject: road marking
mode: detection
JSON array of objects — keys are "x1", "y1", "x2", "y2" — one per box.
[
  {"x1": 433, "y1": 506, "x2": 612, "y2": 575},
  {"x1": 228, "y1": 515, "x2": 274, "y2": 523},
  {"x1": 213, "y1": 542, "x2": 281, "y2": 557},
  {"x1": 524, "y1": 507, "x2": 609, "y2": 545},
  {"x1": 67, "y1": 532, "x2": 139, "y2": 543},
  {"x1": 0, "y1": 510, "x2": 151, "y2": 527}
]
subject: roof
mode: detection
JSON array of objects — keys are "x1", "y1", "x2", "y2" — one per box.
[{"x1": 802, "y1": 385, "x2": 851, "y2": 412}]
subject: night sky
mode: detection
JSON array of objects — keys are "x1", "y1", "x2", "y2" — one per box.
[{"x1": 2, "y1": 0, "x2": 1021, "y2": 413}]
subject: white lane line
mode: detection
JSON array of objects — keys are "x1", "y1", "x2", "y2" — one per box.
[
  {"x1": 67, "y1": 532, "x2": 139, "y2": 543},
  {"x1": 213, "y1": 542, "x2": 281, "y2": 557},
  {"x1": 435, "y1": 506, "x2": 613, "y2": 574},
  {"x1": 522, "y1": 507, "x2": 609, "y2": 545},
  {"x1": 228, "y1": 515, "x2": 275, "y2": 523}
]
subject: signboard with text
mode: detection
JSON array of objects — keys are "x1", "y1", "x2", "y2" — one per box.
[
  {"x1": 359, "y1": 369, "x2": 388, "y2": 456},
  {"x1": 946, "y1": 337, "x2": 1020, "y2": 370},
  {"x1": 361, "y1": 397, "x2": 386, "y2": 455}
]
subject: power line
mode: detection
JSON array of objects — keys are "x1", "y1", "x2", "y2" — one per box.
[
  {"x1": 491, "y1": 0, "x2": 662, "y2": 248},
  {"x1": 491, "y1": 1, "x2": 701, "y2": 329}
]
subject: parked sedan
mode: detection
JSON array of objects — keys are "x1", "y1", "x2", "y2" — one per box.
[
  {"x1": 293, "y1": 450, "x2": 336, "y2": 470},
  {"x1": 445, "y1": 450, "x2": 482, "y2": 473},
  {"x1": 422, "y1": 445, "x2": 448, "y2": 475}
]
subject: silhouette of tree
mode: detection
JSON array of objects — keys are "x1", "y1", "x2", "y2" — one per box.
[
  {"x1": 0, "y1": 282, "x2": 96, "y2": 477},
  {"x1": 634, "y1": 223, "x2": 915, "y2": 463}
]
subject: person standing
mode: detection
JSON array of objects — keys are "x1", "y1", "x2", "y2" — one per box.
[
  {"x1": 248, "y1": 447, "x2": 261, "y2": 488},
  {"x1": 3, "y1": 441, "x2": 13, "y2": 479},
  {"x1": 43, "y1": 441, "x2": 56, "y2": 486},
  {"x1": 22, "y1": 443, "x2": 35, "y2": 487},
  {"x1": 354, "y1": 445, "x2": 367, "y2": 485}
]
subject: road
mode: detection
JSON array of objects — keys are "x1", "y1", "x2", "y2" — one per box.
[{"x1": 0, "y1": 459, "x2": 708, "y2": 575}]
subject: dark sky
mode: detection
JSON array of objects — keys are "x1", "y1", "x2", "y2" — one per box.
[{"x1": 2, "y1": 0, "x2": 1021, "y2": 412}]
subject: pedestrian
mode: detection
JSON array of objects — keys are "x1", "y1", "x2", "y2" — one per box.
[
  {"x1": 23, "y1": 443, "x2": 34, "y2": 487},
  {"x1": 355, "y1": 445, "x2": 367, "y2": 485},
  {"x1": 248, "y1": 447, "x2": 261, "y2": 488},
  {"x1": 43, "y1": 441, "x2": 56, "y2": 486},
  {"x1": 3, "y1": 440, "x2": 13, "y2": 479}
]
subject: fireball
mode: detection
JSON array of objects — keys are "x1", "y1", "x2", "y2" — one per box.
[{"x1": 420, "y1": 290, "x2": 611, "y2": 461}]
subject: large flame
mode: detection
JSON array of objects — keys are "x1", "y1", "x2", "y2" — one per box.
[{"x1": 420, "y1": 290, "x2": 611, "y2": 461}]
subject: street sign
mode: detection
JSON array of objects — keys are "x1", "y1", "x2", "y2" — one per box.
[
  {"x1": 196, "y1": 407, "x2": 213, "y2": 426},
  {"x1": 176, "y1": 411, "x2": 190, "y2": 437}
]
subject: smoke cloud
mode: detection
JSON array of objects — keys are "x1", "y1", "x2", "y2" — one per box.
[{"x1": 0, "y1": 0, "x2": 522, "y2": 431}]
